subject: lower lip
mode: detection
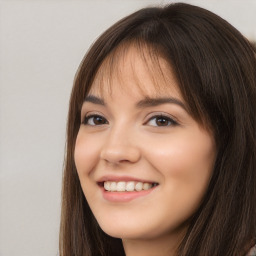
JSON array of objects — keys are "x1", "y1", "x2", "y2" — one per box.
[{"x1": 101, "y1": 186, "x2": 157, "y2": 202}]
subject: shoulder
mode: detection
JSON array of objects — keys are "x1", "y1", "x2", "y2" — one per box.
[{"x1": 247, "y1": 245, "x2": 256, "y2": 256}]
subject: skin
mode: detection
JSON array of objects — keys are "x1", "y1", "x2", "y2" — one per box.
[{"x1": 74, "y1": 46, "x2": 216, "y2": 256}]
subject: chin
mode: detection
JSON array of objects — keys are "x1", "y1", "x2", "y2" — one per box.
[
  {"x1": 97, "y1": 218, "x2": 148, "y2": 239},
  {"x1": 97, "y1": 219, "x2": 168, "y2": 240}
]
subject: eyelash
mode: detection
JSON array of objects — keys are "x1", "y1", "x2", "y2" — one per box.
[
  {"x1": 145, "y1": 115, "x2": 178, "y2": 127},
  {"x1": 82, "y1": 114, "x2": 178, "y2": 127},
  {"x1": 82, "y1": 114, "x2": 108, "y2": 126}
]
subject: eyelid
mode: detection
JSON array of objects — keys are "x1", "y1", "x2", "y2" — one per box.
[
  {"x1": 81, "y1": 111, "x2": 108, "y2": 125},
  {"x1": 144, "y1": 112, "x2": 179, "y2": 126}
]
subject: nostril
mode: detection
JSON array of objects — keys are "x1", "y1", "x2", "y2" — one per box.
[{"x1": 100, "y1": 147, "x2": 141, "y2": 164}]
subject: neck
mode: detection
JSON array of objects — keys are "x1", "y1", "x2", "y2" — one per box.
[{"x1": 122, "y1": 230, "x2": 184, "y2": 256}]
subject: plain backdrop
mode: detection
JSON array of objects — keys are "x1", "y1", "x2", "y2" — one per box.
[{"x1": 0, "y1": 1, "x2": 255, "y2": 255}]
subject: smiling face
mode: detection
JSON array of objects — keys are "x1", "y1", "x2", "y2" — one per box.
[{"x1": 74, "y1": 45, "x2": 216, "y2": 248}]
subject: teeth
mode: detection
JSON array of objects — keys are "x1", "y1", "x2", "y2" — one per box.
[
  {"x1": 143, "y1": 182, "x2": 151, "y2": 190},
  {"x1": 103, "y1": 181, "x2": 155, "y2": 192},
  {"x1": 135, "y1": 182, "x2": 143, "y2": 191},
  {"x1": 116, "y1": 182, "x2": 126, "y2": 192},
  {"x1": 126, "y1": 181, "x2": 135, "y2": 191},
  {"x1": 109, "y1": 182, "x2": 117, "y2": 191},
  {"x1": 104, "y1": 181, "x2": 110, "y2": 191}
]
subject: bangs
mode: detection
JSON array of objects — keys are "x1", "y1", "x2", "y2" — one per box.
[
  {"x1": 80, "y1": 38, "x2": 213, "y2": 132},
  {"x1": 89, "y1": 40, "x2": 181, "y2": 100}
]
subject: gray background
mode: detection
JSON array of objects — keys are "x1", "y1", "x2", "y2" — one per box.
[{"x1": 0, "y1": 0, "x2": 255, "y2": 255}]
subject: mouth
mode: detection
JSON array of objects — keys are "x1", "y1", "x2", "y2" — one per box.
[{"x1": 98, "y1": 181, "x2": 159, "y2": 192}]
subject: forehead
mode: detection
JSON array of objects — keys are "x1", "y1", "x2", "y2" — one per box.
[{"x1": 89, "y1": 43, "x2": 182, "y2": 101}]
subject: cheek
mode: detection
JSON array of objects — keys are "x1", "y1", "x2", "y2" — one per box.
[
  {"x1": 74, "y1": 131, "x2": 103, "y2": 204},
  {"x1": 74, "y1": 131, "x2": 101, "y2": 177},
  {"x1": 143, "y1": 130, "x2": 215, "y2": 211},
  {"x1": 145, "y1": 131, "x2": 215, "y2": 175}
]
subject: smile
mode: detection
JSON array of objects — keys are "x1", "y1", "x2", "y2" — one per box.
[{"x1": 103, "y1": 181, "x2": 158, "y2": 192}]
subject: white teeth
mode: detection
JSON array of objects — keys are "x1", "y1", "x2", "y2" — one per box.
[
  {"x1": 110, "y1": 182, "x2": 117, "y2": 192},
  {"x1": 135, "y1": 182, "x2": 143, "y2": 191},
  {"x1": 126, "y1": 181, "x2": 135, "y2": 191},
  {"x1": 104, "y1": 181, "x2": 110, "y2": 191},
  {"x1": 103, "y1": 181, "x2": 156, "y2": 192},
  {"x1": 116, "y1": 182, "x2": 126, "y2": 192}
]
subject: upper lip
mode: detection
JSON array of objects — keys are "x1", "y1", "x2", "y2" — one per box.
[{"x1": 97, "y1": 175, "x2": 158, "y2": 184}]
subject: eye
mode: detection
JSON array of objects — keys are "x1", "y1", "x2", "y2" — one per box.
[
  {"x1": 146, "y1": 115, "x2": 178, "y2": 127},
  {"x1": 82, "y1": 114, "x2": 108, "y2": 126}
]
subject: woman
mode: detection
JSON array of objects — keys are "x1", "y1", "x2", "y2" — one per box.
[{"x1": 59, "y1": 3, "x2": 256, "y2": 256}]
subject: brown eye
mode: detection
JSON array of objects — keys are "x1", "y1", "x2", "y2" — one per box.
[
  {"x1": 147, "y1": 115, "x2": 178, "y2": 127},
  {"x1": 155, "y1": 117, "x2": 170, "y2": 126},
  {"x1": 83, "y1": 115, "x2": 108, "y2": 126}
]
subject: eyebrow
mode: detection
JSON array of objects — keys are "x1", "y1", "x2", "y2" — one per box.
[
  {"x1": 84, "y1": 95, "x2": 187, "y2": 110},
  {"x1": 136, "y1": 97, "x2": 187, "y2": 110},
  {"x1": 84, "y1": 95, "x2": 105, "y2": 105}
]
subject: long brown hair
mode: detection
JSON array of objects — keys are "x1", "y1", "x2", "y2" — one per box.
[{"x1": 59, "y1": 3, "x2": 256, "y2": 256}]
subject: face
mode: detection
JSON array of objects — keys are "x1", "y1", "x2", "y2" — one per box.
[{"x1": 74, "y1": 46, "x2": 216, "y2": 243}]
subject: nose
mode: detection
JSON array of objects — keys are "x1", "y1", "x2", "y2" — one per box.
[{"x1": 100, "y1": 126, "x2": 141, "y2": 165}]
